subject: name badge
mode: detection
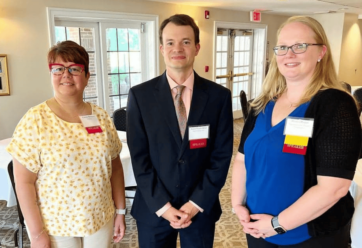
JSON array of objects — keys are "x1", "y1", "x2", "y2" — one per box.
[
  {"x1": 283, "y1": 117, "x2": 314, "y2": 155},
  {"x1": 79, "y1": 115, "x2": 103, "y2": 134},
  {"x1": 189, "y1": 125, "x2": 209, "y2": 149}
]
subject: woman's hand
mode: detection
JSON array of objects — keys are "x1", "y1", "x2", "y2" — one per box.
[
  {"x1": 113, "y1": 214, "x2": 126, "y2": 243},
  {"x1": 243, "y1": 214, "x2": 277, "y2": 239},
  {"x1": 31, "y1": 232, "x2": 51, "y2": 248},
  {"x1": 234, "y1": 205, "x2": 257, "y2": 235}
]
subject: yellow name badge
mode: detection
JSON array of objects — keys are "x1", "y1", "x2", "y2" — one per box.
[
  {"x1": 283, "y1": 135, "x2": 309, "y2": 155},
  {"x1": 283, "y1": 117, "x2": 314, "y2": 155}
]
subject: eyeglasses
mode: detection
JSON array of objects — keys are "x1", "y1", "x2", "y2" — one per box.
[
  {"x1": 49, "y1": 63, "x2": 85, "y2": 76},
  {"x1": 273, "y1": 43, "x2": 323, "y2": 56}
]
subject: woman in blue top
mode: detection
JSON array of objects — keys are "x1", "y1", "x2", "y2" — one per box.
[{"x1": 231, "y1": 16, "x2": 361, "y2": 248}]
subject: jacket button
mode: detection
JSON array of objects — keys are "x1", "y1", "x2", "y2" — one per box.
[{"x1": 176, "y1": 185, "x2": 179, "y2": 188}]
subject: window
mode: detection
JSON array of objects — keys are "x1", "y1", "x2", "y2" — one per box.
[{"x1": 47, "y1": 8, "x2": 158, "y2": 115}]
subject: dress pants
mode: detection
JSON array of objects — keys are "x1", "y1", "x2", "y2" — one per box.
[
  {"x1": 137, "y1": 220, "x2": 215, "y2": 248},
  {"x1": 28, "y1": 217, "x2": 114, "y2": 248},
  {"x1": 246, "y1": 221, "x2": 350, "y2": 248}
]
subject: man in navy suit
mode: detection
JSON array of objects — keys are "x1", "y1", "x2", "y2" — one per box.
[{"x1": 127, "y1": 14, "x2": 233, "y2": 248}]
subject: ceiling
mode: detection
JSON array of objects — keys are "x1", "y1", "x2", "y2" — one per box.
[{"x1": 146, "y1": 0, "x2": 362, "y2": 17}]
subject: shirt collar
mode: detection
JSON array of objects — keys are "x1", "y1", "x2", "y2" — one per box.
[{"x1": 166, "y1": 71, "x2": 194, "y2": 91}]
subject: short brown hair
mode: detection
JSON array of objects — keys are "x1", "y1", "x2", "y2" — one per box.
[
  {"x1": 48, "y1": 40, "x2": 89, "y2": 75},
  {"x1": 159, "y1": 14, "x2": 200, "y2": 45}
]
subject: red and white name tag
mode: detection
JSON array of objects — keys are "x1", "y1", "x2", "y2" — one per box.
[
  {"x1": 79, "y1": 115, "x2": 103, "y2": 134},
  {"x1": 189, "y1": 125, "x2": 209, "y2": 149}
]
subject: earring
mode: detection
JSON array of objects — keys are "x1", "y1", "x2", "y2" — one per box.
[{"x1": 317, "y1": 59, "x2": 321, "y2": 62}]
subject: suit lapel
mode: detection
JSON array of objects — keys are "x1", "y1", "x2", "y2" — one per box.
[
  {"x1": 154, "y1": 72, "x2": 182, "y2": 148},
  {"x1": 178, "y1": 73, "x2": 209, "y2": 159}
]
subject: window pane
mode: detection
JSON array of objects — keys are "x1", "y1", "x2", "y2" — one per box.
[
  {"x1": 130, "y1": 52, "x2": 141, "y2": 72},
  {"x1": 130, "y1": 73, "x2": 142, "y2": 87},
  {"x1": 107, "y1": 52, "x2": 119, "y2": 74},
  {"x1": 118, "y1": 52, "x2": 129, "y2": 73},
  {"x1": 129, "y1": 29, "x2": 140, "y2": 51},
  {"x1": 66, "y1": 27, "x2": 80, "y2": 44},
  {"x1": 120, "y1": 74, "x2": 130, "y2": 94},
  {"x1": 235, "y1": 37, "x2": 240, "y2": 51},
  {"x1": 109, "y1": 96, "x2": 120, "y2": 115},
  {"x1": 106, "y1": 28, "x2": 117, "y2": 51},
  {"x1": 55, "y1": 26, "x2": 66, "y2": 44},
  {"x1": 221, "y1": 36, "x2": 228, "y2": 51},
  {"x1": 108, "y1": 74, "x2": 119, "y2": 95},
  {"x1": 120, "y1": 95, "x2": 128, "y2": 108},
  {"x1": 117, "y1": 28, "x2": 128, "y2": 52}
]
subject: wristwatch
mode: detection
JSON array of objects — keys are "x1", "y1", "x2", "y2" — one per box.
[
  {"x1": 271, "y1": 216, "x2": 287, "y2": 234},
  {"x1": 116, "y1": 208, "x2": 127, "y2": 215}
]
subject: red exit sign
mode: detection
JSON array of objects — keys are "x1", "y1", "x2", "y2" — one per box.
[{"x1": 250, "y1": 11, "x2": 261, "y2": 22}]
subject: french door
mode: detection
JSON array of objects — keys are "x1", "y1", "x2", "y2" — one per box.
[{"x1": 214, "y1": 24, "x2": 266, "y2": 119}]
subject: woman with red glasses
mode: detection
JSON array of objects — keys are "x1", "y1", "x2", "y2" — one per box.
[{"x1": 6, "y1": 40, "x2": 126, "y2": 248}]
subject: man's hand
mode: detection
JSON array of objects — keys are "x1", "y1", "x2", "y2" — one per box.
[
  {"x1": 162, "y1": 207, "x2": 188, "y2": 229},
  {"x1": 171, "y1": 202, "x2": 200, "y2": 229}
]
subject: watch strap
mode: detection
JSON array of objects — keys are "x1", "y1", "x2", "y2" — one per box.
[
  {"x1": 116, "y1": 208, "x2": 127, "y2": 215},
  {"x1": 271, "y1": 216, "x2": 287, "y2": 234}
]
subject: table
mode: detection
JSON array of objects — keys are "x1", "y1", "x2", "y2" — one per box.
[
  {"x1": 350, "y1": 159, "x2": 362, "y2": 248},
  {"x1": 0, "y1": 138, "x2": 16, "y2": 207},
  {"x1": 117, "y1": 131, "x2": 136, "y2": 187},
  {"x1": 0, "y1": 132, "x2": 136, "y2": 208}
]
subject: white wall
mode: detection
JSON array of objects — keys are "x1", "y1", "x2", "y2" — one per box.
[
  {"x1": 311, "y1": 13, "x2": 345, "y2": 74},
  {"x1": 0, "y1": 0, "x2": 289, "y2": 139},
  {"x1": 338, "y1": 13, "x2": 362, "y2": 86}
]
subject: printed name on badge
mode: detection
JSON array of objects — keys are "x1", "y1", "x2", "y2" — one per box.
[
  {"x1": 189, "y1": 125, "x2": 209, "y2": 149},
  {"x1": 79, "y1": 115, "x2": 103, "y2": 134}
]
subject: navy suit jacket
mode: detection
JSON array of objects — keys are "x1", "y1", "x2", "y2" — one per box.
[{"x1": 127, "y1": 71, "x2": 233, "y2": 227}]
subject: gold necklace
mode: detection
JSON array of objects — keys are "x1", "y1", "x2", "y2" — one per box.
[{"x1": 285, "y1": 91, "x2": 298, "y2": 108}]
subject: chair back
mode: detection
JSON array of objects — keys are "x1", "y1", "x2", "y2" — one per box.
[
  {"x1": 7, "y1": 161, "x2": 25, "y2": 226},
  {"x1": 113, "y1": 107, "x2": 127, "y2": 131},
  {"x1": 239, "y1": 90, "x2": 249, "y2": 120},
  {"x1": 341, "y1": 81, "x2": 352, "y2": 93},
  {"x1": 8, "y1": 161, "x2": 25, "y2": 248},
  {"x1": 353, "y1": 88, "x2": 362, "y2": 116}
]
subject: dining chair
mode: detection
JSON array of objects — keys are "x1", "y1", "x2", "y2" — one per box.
[
  {"x1": 7, "y1": 161, "x2": 25, "y2": 248},
  {"x1": 341, "y1": 81, "x2": 352, "y2": 93},
  {"x1": 353, "y1": 88, "x2": 362, "y2": 116},
  {"x1": 113, "y1": 107, "x2": 127, "y2": 131},
  {"x1": 112, "y1": 107, "x2": 136, "y2": 202},
  {"x1": 239, "y1": 90, "x2": 249, "y2": 121}
]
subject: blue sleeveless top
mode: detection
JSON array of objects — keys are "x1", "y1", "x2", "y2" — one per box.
[{"x1": 244, "y1": 100, "x2": 311, "y2": 245}]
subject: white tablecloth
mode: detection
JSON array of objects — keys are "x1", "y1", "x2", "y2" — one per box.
[
  {"x1": 0, "y1": 132, "x2": 136, "y2": 208},
  {"x1": 117, "y1": 131, "x2": 136, "y2": 187},
  {"x1": 0, "y1": 138, "x2": 16, "y2": 207},
  {"x1": 350, "y1": 159, "x2": 362, "y2": 248}
]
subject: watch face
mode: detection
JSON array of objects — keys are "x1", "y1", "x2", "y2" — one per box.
[{"x1": 275, "y1": 226, "x2": 286, "y2": 234}]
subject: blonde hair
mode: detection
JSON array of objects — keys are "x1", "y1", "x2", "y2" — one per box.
[{"x1": 252, "y1": 16, "x2": 345, "y2": 114}]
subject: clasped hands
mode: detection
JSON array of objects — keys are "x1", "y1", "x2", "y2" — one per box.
[
  {"x1": 162, "y1": 202, "x2": 199, "y2": 229},
  {"x1": 234, "y1": 204, "x2": 277, "y2": 239}
]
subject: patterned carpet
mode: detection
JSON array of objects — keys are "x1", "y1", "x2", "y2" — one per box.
[{"x1": 0, "y1": 119, "x2": 246, "y2": 248}]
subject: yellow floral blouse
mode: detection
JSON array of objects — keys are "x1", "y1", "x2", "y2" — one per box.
[{"x1": 6, "y1": 102, "x2": 122, "y2": 237}]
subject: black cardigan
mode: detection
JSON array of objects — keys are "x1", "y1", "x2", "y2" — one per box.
[{"x1": 239, "y1": 89, "x2": 362, "y2": 237}]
